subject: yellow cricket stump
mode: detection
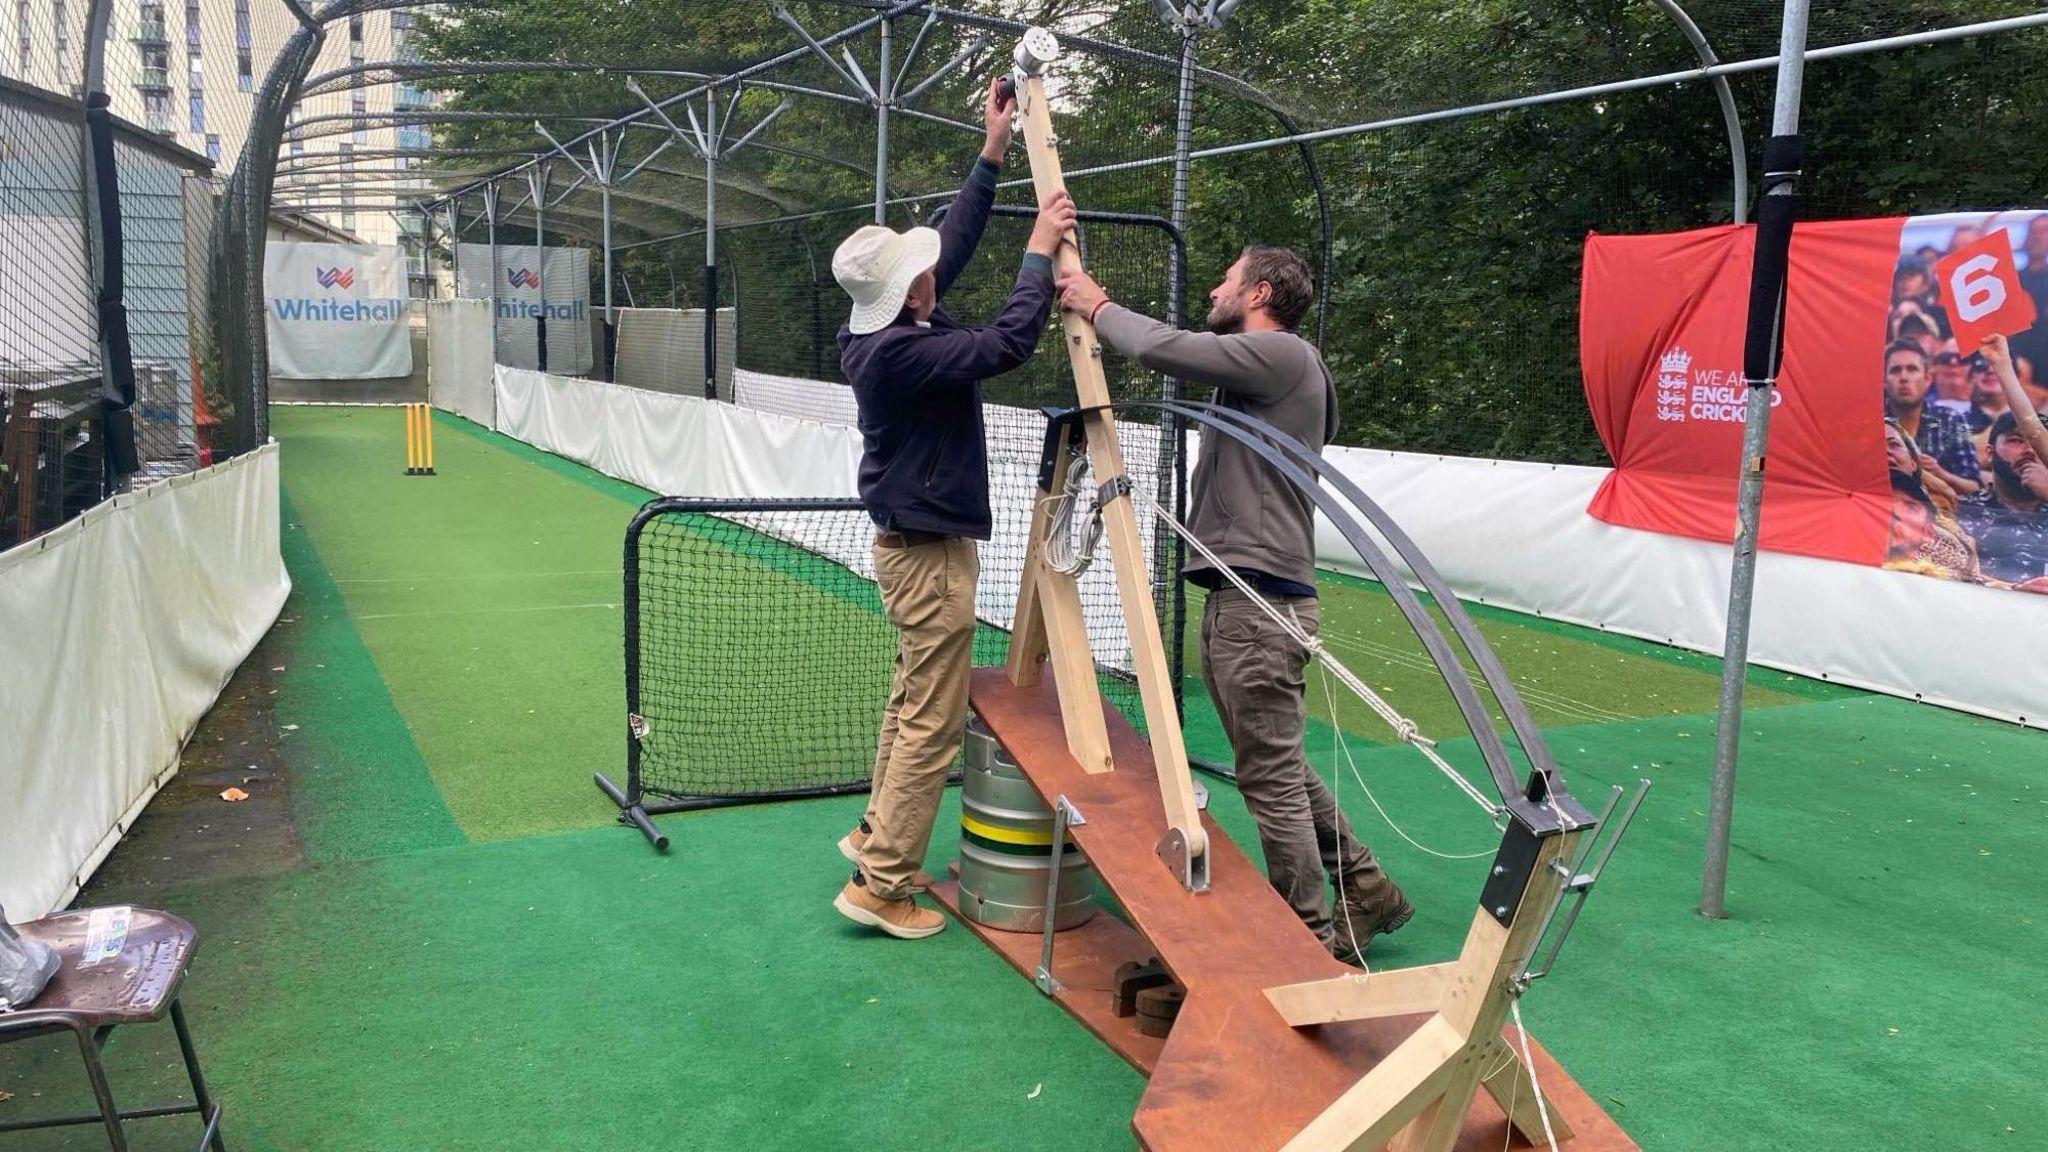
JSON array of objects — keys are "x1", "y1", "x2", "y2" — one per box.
[{"x1": 404, "y1": 403, "x2": 436, "y2": 475}]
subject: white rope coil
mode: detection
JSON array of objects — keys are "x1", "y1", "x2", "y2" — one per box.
[{"x1": 1042, "y1": 448, "x2": 1103, "y2": 576}]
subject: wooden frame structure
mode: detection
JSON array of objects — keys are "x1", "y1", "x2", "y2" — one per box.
[{"x1": 934, "y1": 30, "x2": 1642, "y2": 1152}]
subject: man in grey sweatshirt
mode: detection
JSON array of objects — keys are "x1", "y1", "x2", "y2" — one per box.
[{"x1": 1057, "y1": 247, "x2": 1412, "y2": 964}]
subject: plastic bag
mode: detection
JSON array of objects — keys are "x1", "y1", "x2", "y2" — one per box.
[{"x1": 0, "y1": 906, "x2": 59, "y2": 1011}]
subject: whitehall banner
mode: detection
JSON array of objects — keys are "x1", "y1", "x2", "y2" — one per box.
[
  {"x1": 264, "y1": 241, "x2": 412, "y2": 379},
  {"x1": 1582, "y1": 212, "x2": 2048, "y2": 593},
  {"x1": 454, "y1": 243, "x2": 592, "y2": 373}
]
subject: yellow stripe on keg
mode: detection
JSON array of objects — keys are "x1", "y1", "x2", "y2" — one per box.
[{"x1": 960, "y1": 813, "x2": 1054, "y2": 847}]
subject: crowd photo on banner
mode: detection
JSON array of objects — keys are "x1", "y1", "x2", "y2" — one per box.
[{"x1": 1883, "y1": 212, "x2": 2048, "y2": 591}]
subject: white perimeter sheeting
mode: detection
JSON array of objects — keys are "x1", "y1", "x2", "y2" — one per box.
[
  {"x1": 500, "y1": 365, "x2": 2045, "y2": 725},
  {"x1": 495, "y1": 365, "x2": 862, "y2": 500},
  {"x1": 0, "y1": 445, "x2": 290, "y2": 920},
  {"x1": 493, "y1": 367, "x2": 1162, "y2": 670},
  {"x1": 426, "y1": 298, "x2": 495, "y2": 428},
  {"x1": 1314, "y1": 448, "x2": 2048, "y2": 728}
]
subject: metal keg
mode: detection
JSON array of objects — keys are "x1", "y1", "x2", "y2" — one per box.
[{"x1": 956, "y1": 715, "x2": 1096, "y2": 933}]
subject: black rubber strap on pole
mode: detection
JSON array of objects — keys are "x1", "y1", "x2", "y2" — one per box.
[
  {"x1": 535, "y1": 314, "x2": 549, "y2": 374},
  {"x1": 703, "y1": 264, "x2": 719, "y2": 400},
  {"x1": 1742, "y1": 133, "x2": 1804, "y2": 388},
  {"x1": 86, "y1": 93, "x2": 138, "y2": 478},
  {"x1": 602, "y1": 319, "x2": 617, "y2": 383}
]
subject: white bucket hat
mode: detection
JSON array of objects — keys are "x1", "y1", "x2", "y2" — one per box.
[{"x1": 832, "y1": 224, "x2": 942, "y2": 335}]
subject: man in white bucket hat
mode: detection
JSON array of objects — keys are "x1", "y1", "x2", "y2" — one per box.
[{"x1": 830, "y1": 77, "x2": 1075, "y2": 940}]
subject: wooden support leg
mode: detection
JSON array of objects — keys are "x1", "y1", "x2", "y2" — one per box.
[
  {"x1": 1275, "y1": 830, "x2": 1579, "y2": 1152},
  {"x1": 1005, "y1": 421, "x2": 1112, "y2": 773},
  {"x1": 1013, "y1": 70, "x2": 1207, "y2": 872},
  {"x1": 1478, "y1": 1036, "x2": 1576, "y2": 1146}
]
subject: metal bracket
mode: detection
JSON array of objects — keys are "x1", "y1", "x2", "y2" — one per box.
[
  {"x1": 1035, "y1": 795, "x2": 1085, "y2": 994},
  {"x1": 1155, "y1": 826, "x2": 1209, "y2": 893},
  {"x1": 1035, "y1": 405, "x2": 1083, "y2": 492},
  {"x1": 1095, "y1": 474, "x2": 1131, "y2": 507},
  {"x1": 1512, "y1": 779, "x2": 1651, "y2": 992}
]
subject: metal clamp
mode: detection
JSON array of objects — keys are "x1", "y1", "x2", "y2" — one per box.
[
  {"x1": 1096, "y1": 474, "x2": 1131, "y2": 507},
  {"x1": 1511, "y1": 778, "x2": 1651, "y2": 993},
  {"x1": 1035, "y1": 795, "x2": 1084, "y2": 995},
  {"x1": 1155, "y1": 826, "x2": 1209, "y2": 893}
]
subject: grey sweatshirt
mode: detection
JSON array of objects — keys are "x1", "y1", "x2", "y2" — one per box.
[{"x1": 1093, "y1": 304, "x2": 1339, "y2": 589}]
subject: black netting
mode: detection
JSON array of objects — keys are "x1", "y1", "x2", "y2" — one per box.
[{"x1": 622, "y1": 422, "x2": 1179, "y2": 805}]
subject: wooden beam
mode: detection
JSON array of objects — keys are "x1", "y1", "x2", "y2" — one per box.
[
  {"x1": 1005, "y1": 420, "x2": 1113, "y2": 772},
  {"x1": 1013, "y1": 71, "x2": 1207, "y2": 862},
  {"x1": 1264, "y1": 963, "x2": 1454, "y2": 1028},
  {"x1": 1388, "y1": 833, "x2": 1579, "y2": 1152},
  {"x1": 1274, "y1": 1016, "x2": 1465, "y2": 1152},
  {"x1": 1478, "y1": 1037, "x2": 1577, "y2": 1146}
]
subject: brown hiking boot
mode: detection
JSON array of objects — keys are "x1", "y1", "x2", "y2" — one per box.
[
  {"x1": 834, "y1": 877, "x2": 945, "y2": 940},
  {"x1": 1333, "y1": 870, "x2": 1415, "y2": 957},
  {"x1": 838, "y1": 824, "x2": 932, "y2": 893}
]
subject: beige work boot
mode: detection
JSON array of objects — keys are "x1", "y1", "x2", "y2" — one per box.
[
  {"x1": 834, "y1": 877, "x2": 946, "y2": 940},
  {"x1": 838, "y1": 823, "x2": 932, "y2": 893},
  {"x1": 837, "y1": 820, "x2": 871, "y2": 863}
]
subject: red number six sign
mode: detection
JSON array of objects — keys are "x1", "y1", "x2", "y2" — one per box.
[{"x1": 1934, "y1": 227, "x2": 2038, "y2": 348}]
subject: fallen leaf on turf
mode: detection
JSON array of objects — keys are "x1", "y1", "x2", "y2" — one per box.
[
  {"x1": 0, "y1": 1091, "x2": 11, "y2": 1103},
  {"x1": 1886, "y1": 1027, "x2": 1900, "y2": 1036},
  {"x1": 220, "y1": 787, "x2": 250, "y2": 802},
  {"x1": 1028, "y1": 1084, "x2": 1042, "y2": 1100}
]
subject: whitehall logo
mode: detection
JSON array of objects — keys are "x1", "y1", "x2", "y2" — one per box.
[
  {"x1": 507, "y1": 268, "x2": 540, "y2": 289},
  {"x1": 314, "y1": 266, "x2": 356, "y2": 290},
  {"x1": 1654, "y1": 344, "x2": 1781, "y2": 425}
]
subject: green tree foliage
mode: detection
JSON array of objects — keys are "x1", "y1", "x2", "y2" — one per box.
[{"x1": 416, "y1": 1, "x2": 2048, "y2": 462}]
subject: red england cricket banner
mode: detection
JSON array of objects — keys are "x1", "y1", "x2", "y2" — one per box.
[{"x1": 1581, "y1": 211, "x2": 2048, "y2": 592}]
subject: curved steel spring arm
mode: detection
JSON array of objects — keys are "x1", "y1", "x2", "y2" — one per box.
[{"x1": 1108, "y1": 399, "x2": 1589, "y2": 829}]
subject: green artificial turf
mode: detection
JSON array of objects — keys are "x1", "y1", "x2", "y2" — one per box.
[
  {"x1": 19, "y1": 402, "x2": 2013, "y2": 1152},
  {"x1": 275, "y1": 487, "x2": 466, "y2": 861},
  {"x1": 276, "y1": 406, "x2": 647, "y2": 842}
]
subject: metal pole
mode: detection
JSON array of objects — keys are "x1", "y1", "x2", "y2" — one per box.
[
  {"x1": 704, "y1": 87, "x2": 719, "y2": 400},
  {"x1": 599, "y1": 135, "x2": 616, "y2": 381},
  {"x1": 1702, "y1": 0, "x2": 1810, "y2": 920},
  {"x1": 484, "y1": 183, "x2": 502, "y2": 365},
  {"x1": 418, "y1": 206, "x2": 434, "y2": 298},
  {"x1": 874, "y1": 17, "x2": 891, "y2": 222},
  {"x1": 530, "y1": 164, "x2": 549, "y2": 373},
  {"x1": 1161, "y1": 13, "x2": 1199, "y2": 719}
]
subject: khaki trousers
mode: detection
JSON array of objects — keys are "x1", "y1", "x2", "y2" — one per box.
[
  {"x1": 1201, "y1": 586, "x2": 1380, "y2": 951},
  {"x1": 858, "y1": 536, "x2": 979, "y2": 899}
]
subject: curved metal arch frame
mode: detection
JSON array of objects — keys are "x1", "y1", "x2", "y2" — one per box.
[
  {"x1": 1106, "y1": 398, "x2": 1589, "y2": 832},
  {"x1": 1136, "y1": 398, "x2": 1559, "y2": 783}
]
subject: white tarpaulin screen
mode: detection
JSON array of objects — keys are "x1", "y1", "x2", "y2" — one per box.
[
  {"x1": 427, "y1": 298, "x2": 496, "y2": 428},
  {"x1": 455, "y1": 243, "x2": 592, "y2": 374},
  {"x1": 263, "y1": 241, "x2": 412, "y2": 379},
  {"x1": 0, "y1": 446, "x2": 290, "y2": 920},
  {"x1": 615, "y1": 307, "x2": 734, "y2": 398}
]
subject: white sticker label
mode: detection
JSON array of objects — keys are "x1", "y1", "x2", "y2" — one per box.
[{"x1": 78, "y1": 906, "x2": 131, "y2": 968}]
